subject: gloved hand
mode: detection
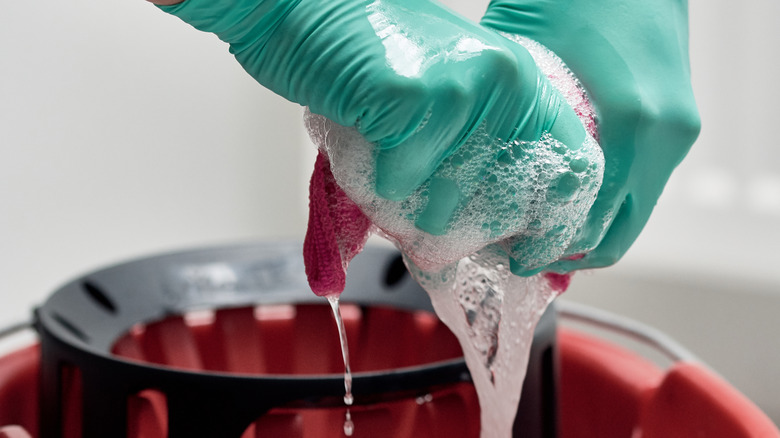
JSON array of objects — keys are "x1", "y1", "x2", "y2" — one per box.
[
  {"x1": 481, "y1": 0, "x2": 702, "y2": 272},
  {"x1": 158, "y1": 0, "x2": 600, "y2": 275},
  {"x1": 158, "y1": 0, "x2": 585, "y2": 198}
]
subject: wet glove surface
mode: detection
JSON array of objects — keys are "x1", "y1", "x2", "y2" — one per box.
[
  {"x1": 482, "y1": 0, "x2": 702, "y2": 271},
  {"x1": 304, "y1": 35, "x2": 604, "y2": 278},
  {"x1": 160, "y1": 0, "x2": 600, "y2": 278},
  {"x1": 159, "y1": 0, "x2": 587, "y2": 198}
]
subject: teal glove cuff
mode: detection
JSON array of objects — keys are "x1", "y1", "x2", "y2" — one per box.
[{"x1": 157, "y1": 0, "x2": 301, "y2": 55}]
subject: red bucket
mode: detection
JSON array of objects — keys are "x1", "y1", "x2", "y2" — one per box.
[
  {"x1": 2, "y1": 314, "x2": 778, "y2": 437},
  {"x1": 2, "y1": 303, "x2": 480, "y2": 438},
  {"x1": 1, "y1": 243, "x2": 778, "y2": 437}
]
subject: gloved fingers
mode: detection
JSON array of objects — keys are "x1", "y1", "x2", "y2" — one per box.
[
  {"x1": 373, "y1": 90, "x2": 477, "y2": 200},
  {"x1": 413, "y1": 177, "x2": 461, "y2": 236},
  {"x1": 502, "y1": 169, "x2": 599, "y2": 275},
  {"x1": 548, "y1": 191, "x2": 635, "y2": 272},
  {"x1": 504, "y1": 233, "x2": 561, "y2": 277},
  {"x1": 509, "y1": 260, "x2": 545, "y2": 277},
  {"x1": 548, "y1": 235, "x2": 621, "y2": 273},
  {"x1": 374, "y1": 131, "x2": 455, "y2": 201}
]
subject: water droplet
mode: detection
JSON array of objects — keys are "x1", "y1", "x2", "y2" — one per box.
[
  {"x1": 328, "y1": 296, "x2": 355, "y2": 437},
  {"x1": 343, "y1": 410, "x2": 354, "y2": 436}
]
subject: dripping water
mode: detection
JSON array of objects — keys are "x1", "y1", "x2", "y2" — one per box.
[{"x1": 328, "y1": 295, "x2": 355, "y2": 436}]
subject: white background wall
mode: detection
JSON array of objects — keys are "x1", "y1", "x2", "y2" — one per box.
[
  {"x1": 1, "y1": 0, "x2": 779, "y2": 423},
  {"x1": 0, "y1": 0, "x2": 314, "y2": 326}
]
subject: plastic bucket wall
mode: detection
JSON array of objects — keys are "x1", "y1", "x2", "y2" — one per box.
[
  {"x1": 2, "y1": 242, "x2": 778, "y2": 437},
  {"x1": 109, "y1": 303, "x2": 481, "y2": 438},
  {"x1": 28, "y1": 244, "x2": 558, "y2": 438},
  {"x1": 2, "y1": 327, "x2": 779, "y2": 437}
]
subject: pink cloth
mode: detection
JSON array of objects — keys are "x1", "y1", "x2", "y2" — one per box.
[
  {"x1": 544, "y1": 272, "x2": 572, "y2": 295},
  {"x1": 303, "y1": 151, "x2": 372, "y2": 297}
]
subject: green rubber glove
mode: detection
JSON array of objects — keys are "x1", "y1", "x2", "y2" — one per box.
[
  {"x1": 158, "y1": 0, "x2": 588, "y2": 232},
  {"x1": 481, "y1": 0, "x2": 701, "y2": 272}
]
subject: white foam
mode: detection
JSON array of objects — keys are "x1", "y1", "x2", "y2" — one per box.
[
  {"x1": 306, "y1": 35, "x2": 603, "y2": 438},
  {"x1": 408, "y1": 248, "x2": 557, "y2": 437},
  {"x1": 305, "y1": 121, "x2": 601, "y2": 271},
  {"x1": 305, "y1": 36, "x2": 602, "y2": 273}
]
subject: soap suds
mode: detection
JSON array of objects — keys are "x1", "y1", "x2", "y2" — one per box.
[
  {"x1": 304, "y1": 35, "x2": 603, "y2": 437},
  {"x1": 408, "y1": 248, "x2": 560, "y2": 437}
]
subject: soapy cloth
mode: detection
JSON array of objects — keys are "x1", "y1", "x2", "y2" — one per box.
[
  {"x1": 303, "y1": 35, "x2": 599, "y2": 297},
  {"x1": 304, "y1": 150, "x2": 373, "y2": 297}
]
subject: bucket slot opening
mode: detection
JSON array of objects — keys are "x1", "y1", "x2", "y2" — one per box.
[{"x1": 82, "y1": 280, "x2": 117, "y2": 314}]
